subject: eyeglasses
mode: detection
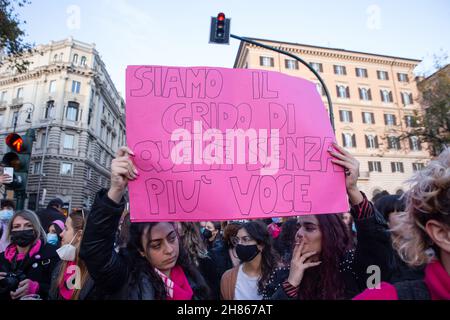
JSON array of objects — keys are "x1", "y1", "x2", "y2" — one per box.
[{"x1": 231, "y1": 236, "x2": 255, "y2": 246}]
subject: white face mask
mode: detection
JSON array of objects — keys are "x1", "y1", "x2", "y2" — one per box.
[{"x1": 56, "y1": 233, "x2": 78, "y2": 261}]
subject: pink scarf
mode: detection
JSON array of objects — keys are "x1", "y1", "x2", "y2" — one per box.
[
  {"x1": 154, "y1": 265, "x2": 193, "y2": 300},
  {"x1": 424, "y1": 260, "x2": 450, "y2": 300}
]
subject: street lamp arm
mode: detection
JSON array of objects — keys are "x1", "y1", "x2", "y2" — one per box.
[{"x1": 230, "y1": 34, "x2": 335, "y2": 131}]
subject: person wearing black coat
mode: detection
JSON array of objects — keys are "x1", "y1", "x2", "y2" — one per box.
[
  {"x1": 79, "y1": 147, "x2": 211, "y2": 300},
  {"x1": 0, "y1": 210, "x2": 59, "y2": 300}
]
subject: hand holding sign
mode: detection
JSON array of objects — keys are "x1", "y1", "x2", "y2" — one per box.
[{"x1": 328, "y1": 143, "x2": 363, "y2": 205}]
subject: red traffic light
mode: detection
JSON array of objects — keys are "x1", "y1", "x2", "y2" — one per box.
[
  {"x1": 6, "y1": 133, "x2": 24, "y2": 153},
  {"x1": 217, "y1": 13, "x2": 225, "y2": 22}
]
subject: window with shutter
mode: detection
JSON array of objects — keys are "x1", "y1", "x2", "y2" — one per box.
[
  {"x1": 389, "y1": 91, "x2": 393, "y2": 102},
  {"x1": 346, "y1": 87, "x2": 350, "y2": 98},
  {"x1": 368, "y1": 161, "x2": 373, "y2": 171},
  {"x1": 352, "y1": 134, "x2": 356, "y2": 148},
  {"x1": 371, "y1": 113, "x2": 375, "y2": 124},
  {"x1": 375, "y1": 136, "x2": 379, "y2": 148},
  {"x1": 391, "y1": 162, "x2": 395, "y2": 172},
  {"x1": 349, "y1": 111, "x2": 353, "y2": 122}
]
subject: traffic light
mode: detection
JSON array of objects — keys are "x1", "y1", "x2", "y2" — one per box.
[
  {"x1": 2, "y1": 129, "x2": 35, "y2": 197},
  {"x1": 209, "y1": 12, "x2": 231, "y2": 44}
]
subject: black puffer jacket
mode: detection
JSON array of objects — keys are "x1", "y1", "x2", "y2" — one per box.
[{"x1": 79, "y1": 189, "x2": 208, "y2": 300}]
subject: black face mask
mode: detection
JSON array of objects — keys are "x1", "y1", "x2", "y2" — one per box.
[
  {"x1": 202, "y1": 228, "x2": 213, "y2": 240},
  {"x1": 235, "y1": 244, "x2": 260, "y2": 262},
  {"x1": 10, "y1": 229, "x2": 36, "y2": 247}
]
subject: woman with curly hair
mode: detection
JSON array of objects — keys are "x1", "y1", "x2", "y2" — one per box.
[{"x1": 355, "y1": 148, "x2": 450, "y2": 300}]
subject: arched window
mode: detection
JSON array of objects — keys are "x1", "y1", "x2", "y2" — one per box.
[
  {"x1": 80, "y1": 56, "x2": 87, "y2": 66},
  {"x1": 73, "y1": 54, "x2": 79, "y2": 64},
  {"x1": 59, "y1": 53, "x2": 64, "y2": 61},
  {"x1": 53, "y1": 54, "x2": 58, "y2": 62}
]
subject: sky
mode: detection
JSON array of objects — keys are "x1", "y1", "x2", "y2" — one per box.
[{"x1": 15, "y1": 0, "x2": 450, "y2": 96}]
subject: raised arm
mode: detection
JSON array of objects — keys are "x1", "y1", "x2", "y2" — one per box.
[{"x1": 79, "y1": 146, "x2": 138, "y2": 294}]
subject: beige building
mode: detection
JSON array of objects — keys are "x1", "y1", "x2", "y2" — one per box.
[
  {"x1": 234, "y1": 38, "x2": 430, "y2": 198},
  {"x1": 0, "y1": 38, "x2": 126, "y2": 212}
]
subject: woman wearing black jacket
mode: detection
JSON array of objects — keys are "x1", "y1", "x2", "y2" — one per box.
[
  {"x1": 79, "y1": 147, "x2": 210, "y2": 300},
  {"x1": 269, "y1": 143, "x2": 396, "y2": 299}
]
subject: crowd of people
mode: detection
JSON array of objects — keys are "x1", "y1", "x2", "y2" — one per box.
[{"x1": 0, "y1": 144, "x2": 448, "y2": 300}]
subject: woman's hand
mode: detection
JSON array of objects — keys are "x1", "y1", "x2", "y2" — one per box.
[
  {"x1": 10, "y1": 279, "x2": 31, "y2": 300},
  {"x1": 328, "y1": 143, "x2": 363, "y2": 205},
  {"x1": 287, "y1": 240, "x2": 322, "y2": 287},
  {"x1": 108, "y1": 146, "x2": 138, "y2": 203}
]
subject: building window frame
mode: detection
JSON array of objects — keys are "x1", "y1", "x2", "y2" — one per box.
[{"x1": 60, "y1": 162, "x2": 74, "y2": 176}]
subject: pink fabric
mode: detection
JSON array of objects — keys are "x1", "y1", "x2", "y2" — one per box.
[
  {"x1": 155, "y1": 265, "x2": 193, "y2": 300},
  {"x1": 354, "y1": 260, "x2": 450, "y2": 300},
  {"x1": 4, "y1": 239, "x2": 42, "y2": 262},
  {"x1": 59, "y1": 261, "x2": 77, "y2": 300},
  {"x1": 52, "y1": 220, "x2": 65, "y2": 234},
  {"x1": 27, "y1": 280, "x2": 40, "y2": 295},
  {"x1": 424, "y1": 260, "x2": 450, "y2": 300}
]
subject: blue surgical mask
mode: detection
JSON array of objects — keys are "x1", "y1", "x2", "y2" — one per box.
[
  {"x1": 272, "y1": 217, "x2": 281, "y2": 224},
  {"x1": 47, "y1": 233, "x2": 59, "y2": 246},
  {"x1": 351, "y1": 222, "x2": 357, "y2": 233},
  {"x1": 0, "y1": 209, "x2": 14, "y2": 223},
  {"x1": 200, "y1": 227, "x2": 206, "y2": 234}
]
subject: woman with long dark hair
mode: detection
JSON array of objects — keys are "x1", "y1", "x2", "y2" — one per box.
[
  {"x1": 270, "y1": 143, "x2": 396, "y2": 299},
  {"x1": 79, "y1": 147, "x2": 211, "y2": 300},
  {"x1": 220, "y1": 221, "x2": 287, "y2": 300},
  {"x1": 274, "y1": 219, "x2": 300, "y2": 266}
]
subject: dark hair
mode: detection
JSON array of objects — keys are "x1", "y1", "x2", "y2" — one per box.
[
  {"x1": 274, "y1": 219, "x2": 299, "y2": 264},
  {"x1": 126, "y1": 222, "x2": 211, "y2": 300},
  {"x1": 210, "y1": 221, "x2": 221, "y2": 231},
  {"x1": 297, "y1": 214, "x2": 353, "y2": 300},
  {"x1": 374, "y1": 195, "x2": 406, "y2": 222},
  {"x1": 1, "y1": 199, "x2": 15, "y2": 210},
  {"x1": 239, "y1": 221, "x2": 280, "y2": 295}
]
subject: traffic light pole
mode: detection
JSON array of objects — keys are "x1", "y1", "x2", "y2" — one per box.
[{"x1": 230, "y1": 34, "x2": 335, "y2": 132}]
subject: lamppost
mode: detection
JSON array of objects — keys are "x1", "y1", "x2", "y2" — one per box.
[{"x1": 36, "y1": 104, "x2": 55, "y2": 210}]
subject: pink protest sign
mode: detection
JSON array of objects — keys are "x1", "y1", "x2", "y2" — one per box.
[{"x1": 126, "y1": 66, "x2": 348, "y2": 221}]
